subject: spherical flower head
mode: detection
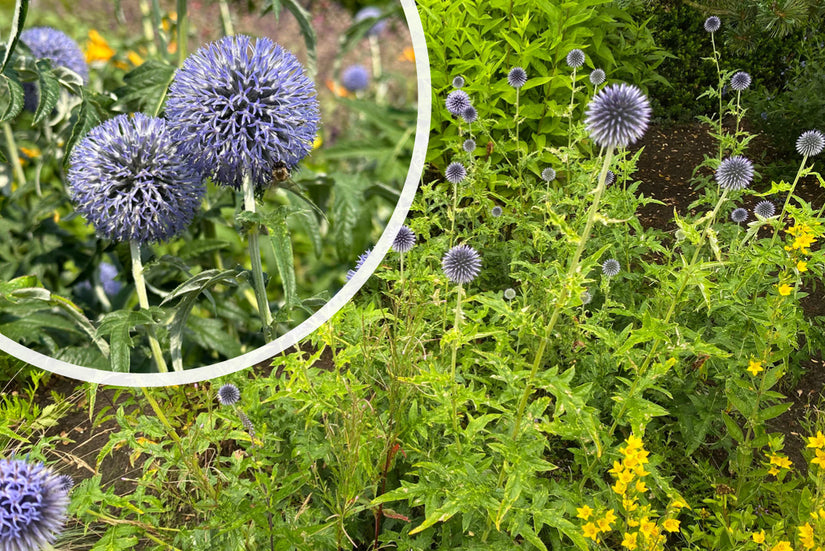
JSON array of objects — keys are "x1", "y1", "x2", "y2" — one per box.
[
  {"x1": 67, "y1": 113, "x2": 204, "y2": 245},
  {"x1": 0, "y1": 458, "x2": 70, "y2": 551},
  {"x1": 99, "y1": 262, "x2": 122, "y2": 296},
  {"x1": 566, "y1": 49, "x2": 585, "y2": 68},
  {"x1": 504, "y1": 288, "x2": 516, "y2": 300},
  {"x1": 463, "y1": 138, "x2": 476, "y2": 153},
  {"x1": 354, "y1": 6, "x2": 387, "y2": 37},
  {"x1": 452, "y1": 76, "x2": 465, "y2": 89},
  {"x1": 165, "y1": 35, "x2": 320, "y2": 191},
  {"x1": 491, "y1": 206, "x2": 503, "y2": 217},
  {"x1": 55, "y1": 474, "x2": 74, "y2": 493},
  {"x1": 704, "y1": 16, "x2": 721, "y2": 32},
  {"x1": 797, "y1": 130, "x2": 825, "y2": 157},
  {"x1": 731, "y1": 207, "x2": 748, "y2": 223},
  {"x1": 341, "y1": 64, "x2": 370, "y2": 92},
  {"x1": 461, "y1": 105, "x2": 478, "y2": 123},
  {"x1": 715, "y1": 156, "x2": 753, "y2": 190},
  {"x1": 392, "y1": 226, "x2": 416, "y2": 253},
  {"x1": 584, "y1": 83, "x2": 651, "y2": 149},
  {"x1": 730, "y1": 71, "x2": 751, "y2": 91},
  {"x1": 590, "y1": 69, "x2": 606, "y2": 86},
  {"x1": 217, "y1": 383, "x2": 241, "y2": 406},
  {"x1": 346, "y1": 249, "x2": 372, "y2": 281},
  {"x1": 581, "y1": 290, "x2": 593, "y2": 304},
  {"x1": 754, "y1": 200, "x2": 776, "y2": 218},
  {"x1": 602, "y1": 258, "x2": 621, "y2": 277},
  {"x1": 442, "y1": 244, "x2": 481, "y2": 284},
  {"x1": 445, "y1": 161, "x2": 467, "y2": 184},
  {"x1": 21, "y1": 27, "x2": 88, "y2": 83},
  {"x1": 605, "y1": 170, "x2": 616, "y2": 186},
  {"x1": 541, "y1": 167, "x2": 556, "y2": 182},
  {"x1": 507, "y1": 67, "x2": 527, "y2": 89},
  {"x1": 445, "y1": 90, "x2": 471, "y2": 116}
]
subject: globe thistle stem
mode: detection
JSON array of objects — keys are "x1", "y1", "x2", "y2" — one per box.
[
  {"x1": 243, "y1": 174, "x2": 274, "y2": 341},
  {"x1": 710, "y1": 32, "x2": 724, "y2": 160},
  {"x1": 768, "y1": 156, "x2": 809, "y2": 249},
  {"x1": 138, "y1": 0, "x2": 159, "y2": 56},
  {"x1": 449, "y1": 282, "x2": 464, "y2": 453},
  {"x1": 217, "y1": 0, "x2": 234, "y2": 36},
  {"x1": 369, "y1": 35, "x2": 386, "y2": 104},
  {"x1": 2, "y1": 122, "x2": 26, "y2": 192},
  {"x1": 514, "y1": 87, "x2": 521, "y2": 176},
  {"x1": 176, "y1": 0, "x2": 188, "y2": 68},
  {"x1": 130, "y1": 242, "x2": 169, "y2": 372},
  {"x1": 567, "y1": 66, "x2": 577, "y2": 173}
]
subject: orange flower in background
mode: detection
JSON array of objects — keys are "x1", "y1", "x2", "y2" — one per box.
[
  {"x1": 127, "y1": 51, "x2": 145, "y2": 67},
  {"x1": 326, "y1": 79, "x2": 350, "y2": 98},
  {"x1": 398, "y1": 46, "x2": 415, "y2": 62},
  {"x1": 85, "y1": 30, "x2": 115, "y2": 63}
]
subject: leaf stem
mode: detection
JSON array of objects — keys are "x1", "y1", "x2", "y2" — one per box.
[
  {"x1": 130, "y1": 241, "x2": 168, "y2": 373},
  {"x1": 449, "y1": 282, "x2": 463, "y2": 453},
  {"x1": 242, "y1": 173, "x2": 274, "y2": 340},
  {"x1": 2, "y1": 122, "x2": 26, "y2": 192}
]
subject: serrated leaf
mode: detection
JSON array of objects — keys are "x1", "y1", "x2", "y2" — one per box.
[
  {"x1": 0, "y1": 73, "x2": 25, "y2": 122},
  {"x1": 279, "y1": 0, "x2": 317, "y2": 77},
  {"x1": 95, "y1": 308, "x2": 163, "y2": 373},
  {"x1": 266, "y1": 213, "x2": 298, "y2": 309},
  {"x1": 114, "y1": 58, "x2": 175, "y2": 113},
  {"x1": 1, "y1": 0, "x2": 29, "y2": 73},
  {"x1": 63, "y1": 96, "x2": 102, "y2": 169},
  {"x1": 33, "y1": 60, "x2": 59, "y2": 125}
]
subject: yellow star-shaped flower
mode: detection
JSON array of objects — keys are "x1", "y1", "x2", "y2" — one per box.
[
  {"x1": 807, "y1": 431, "x2": 825, "y2": 449},
  {"x1": 576, "y1": 505, "x2": 593, "y2": 520},
  {"x1": 663, "y1": 518, "x2": 680, "y2": 533},
  {"x1": 753, "y1": 530, "x2": 765, "y2": 543},
  {"x1": 747, "y1": 359, "x2": 764, "y2": 376},
  {"x1": 778, "y1": 283, "x2": 793, "y2": 296},
  {"x1": 798, "y1": 260, "x2": 808, "y2": 272},
  {"x1": 811, "y1": 449, "x2": 825, "y2": 469}
]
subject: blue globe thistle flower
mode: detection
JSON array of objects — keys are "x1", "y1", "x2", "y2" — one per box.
[
  {"x1": 797, "y1": 130, "x2": 825, "y2": 157},
  {"x1": 504, "y1": 288, "x2": 516, "y2": 300},
  {"x1": 491, "y1": 206, "x2": 503, "y2": 217},
  {"x1": 67, "y1": 113, "x2": 204, "y2": 245},
  {"x1": 56, "y1": 474, "x2": 74, "y2": 493},
  {"x1": 566, "y1": 49, "x2": 585, "y2": 68},
  {"x1": 20, "y1": 27, "x2": 89, "y2": 111},
  {"x1": 217, "y1": 383, "x2": 241, "y2": 406},
  {"x1": 0, "y1": 458, "x2": 70, "y2": 551},
  {"x1": 445, "y1": 90, "x2": 471, "y2": 116},
  {"x1": 341, "y1": 64, "x2": 370, "y2": 92},
  {"x1": 452, "y1": 76, "x2": 465, "y2": 89},
  {"x1": 354, "y1": 6, "x2": 387, "y2": 37},
  {"x1": 584, "y1": 83, "x2": 651, "y2": 149},
  {"x1": 461, "y1": 105, "x2": 478, "y2": 123},
  {"x1": 605, "y1": 170, "x2": 616, "y2": 187},
  {"x1": 704, "y1": 16, "x2": 721, "y2": 32},
  {"x1": 442, "y1": 244, "x2": 481, "y2": 284},
  {"x1": 238, "y1": 411, "x2": 255, "y2": 437},
  {"x1": 715, "y1": 156, "x2": 753, "y2": 190},
  {"x1": 602, "y1": 258, "x2": 621, "y2": 277},
  {"x1": 392, "y1": 226, "x2": 416, "y2": 253},
  {"x1": 346, "y1": 249, "x2": 372, "y2": 281},
  {"x1": 754, "y1": 200, "x2": 776, "y2": 218},
  {"x1": 463, "y1": 138, "x2": 476, "y2": 153},
  {"x1": 731, "y1": 207, "x2": 748, "y2": 223},
  {"x1": 165, "y1": 35, "x2": 320, "y2": 191},
  {"x1": 730, "y1": 71, "x2": 751, "y2": 91},
  {"x1": 507, "y1": 67, "x2": 527, "y2": 89},
  {"x1": 99, "y1": 262, "x2": 122, "y2": 296},
  {"x1": 445, "y1": 161, "x2": 467, "y2": 184},
  {"x1": 590, "y1": 69, "x2": 606, "y2": 86},
  {"x1": 541, "y1": 167, "x2": 556, "y2": 182}
]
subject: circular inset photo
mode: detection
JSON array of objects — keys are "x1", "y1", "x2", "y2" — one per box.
[{"x1": 0, "y1": 0, "x2": 429, "y2": 384}]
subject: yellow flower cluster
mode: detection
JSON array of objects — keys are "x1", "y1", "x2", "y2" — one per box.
[
  {"x1": 785, "y1": 223, "x2": 817, "y2": 255},
  {"x1": 766, "y1": 452, "x2": 793, "y2": 477},
  {"x1": 809, "y1": 431, "x2": 825, "y2": 469}
]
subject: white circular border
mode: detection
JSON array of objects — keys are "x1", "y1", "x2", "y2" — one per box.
[{"x1": 0, "y1": 0, "x2": 431, "y2": 386}]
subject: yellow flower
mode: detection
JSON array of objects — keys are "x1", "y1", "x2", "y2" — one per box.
[
  {"x1": 639, "y1": 518, "x2": 656, "y2": 538},
  {"x1": 619, "y1": 469, "x2": 635, "y2": 484},
  {"x1": 635, "y1": 480, "x2": 648, "y2": 493},
  {"x1": 312, "y1": 135, "x2": 323, "y2": 150},
  {"x1": 778, "y1": 283, "x2": 793, "y2": 296},
  {"x1": 85, "y1": 29, "x2": 115, "y2": 63},
  {"x1": 747, "y1": 359, "x2": 764, "y2": 376},
  {"x1": 770, "y1": 454, "x2": 792, "y2": 470},
  {"x1": 771, "y1": 541, "x2": 793, "y2": 551},
  {"x1": 768, "y1": 465, "x2": 780, "y2": 476},
  {"x1": 597, "y1": 509, "x2": 616, "y2": 532},
  {"x1": 662, "y1": 518, "x2": 680, "y2": 533},
  {"x1": 625, "y1": 434, "x2": 644, "y2": 451},
  {"x1": 127, "y1": 50, "x2": 145, "y2": 66},
  {"x1": 583, "y1": 522, "x2": 600, "y2": 541},
  {"x1": 576, "y1": 505, "x2": 593, "y2": 520},
  {"x1": 623, "y1": 497, "x2": 639, "y2": 512},
  {"x1": 19, "y1": 146, "x2": 40, "y2": 159},
  {"x1": 613, "y1": 479, "x2": 628, "y2": 495},
  {"x1": 800, "y1": 522, "x2": 815, "y2": 549},
  {"x1": 812, "y1": 449, "x2": 825, "y2": 469},
  {"x1": 669, "y1": 498, "x2": 689, "y2": 510},
  {"x1": 753, "y1": 530, "x2": 766, "y2": 543},
  {"x1": 622, "y1": 531, "x2": 638, "y2": 550},
  {"x1": 397, "y1": 46, "x2": 415, "y2": 62},
  {"x1": 798, "y1": 260, "x2": 808, "y2": 272},
  {"x1": 808, "y1": 431, "x2": 825, "y2": 449}
]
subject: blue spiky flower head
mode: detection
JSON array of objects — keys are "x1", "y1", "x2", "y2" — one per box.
[
  {"x1": 346, "y1": 249, "x2": 372, "y2": 281},
  {"x1": 566, "y1": 49, "x2": 585, "y2": 68},
  {"x1": 461, "y1": 106, "x2": 477, "y2": 123},
  {"x1": 445, "y1": 90, "x2": 471, "y2": 116},
  {"x1": 20, "y1": 27, "x2": 88, "y2": 83},
  {"x1": 541, "y1": 167, "x2": 556, "y2": 182},
  {"x1": 602, "y1": 258, "x2": 620, "y2": 277},
  {"x1": 796, "y1": 130, "x2": 824, "y2": 157},
  {"x1": 590, "y1": 69, "x2": 606, "y2": 86},
  {"x1": 217, "y1": 383, "x2": 241, "y2": 406},
  {"x1": 715, "y1": 156, "x2": 753, "y2": 190},
  {"x1": 730, "y1": 71, "x2": 751, "y2": 91},
  {"x1": 341, "y1": 64, "x2": 370, "y2": 92},
  {"x1": 354, "y1": 6, "x2": 387, "y2": 37},
  {"x1": 704, "y1": 16, "x2": 721, "y2": 32},
  {"x1": 754, "y1": 200, "x2": 776, "y2": 218},
  {"x1": 507, "y1": 67, "x2": 527, "y2": 89},
  {"x1": 452, "y1": 76, "x2": 465, "y2": 89},
  {"x1": 442, "y1": 244, "x2": 481, "y2": 284},
  {"x1": 605, "y1": 170, "x2": 616, "y2": 187},
  {"x1": 445, "y1": 161, "x2": 466, "y2": 184},
  {"x1": 584, "y1": 83, "x2": 651, "y2": 149},
  {"x1": 68, "y1": 113, "x2": 204, "y2": 245},
  {"x1": 491, "y1": 206, "x2": 503, "y2": 217},
  {"x1": 463, "y1": 138, "x2": 476, "y2": 153},
  {"x1": 0, "y1": 458, "x2": 70, "y2": 551},
  {"x1": 392, "y1": 226, "x2": 416, "y2": 253},
  {"x1": 731, "y1": 207, "x2": 748, "y2": 223},
  {"x1": 165, "y1": 35, "x2": 320, "y2": 191}
]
